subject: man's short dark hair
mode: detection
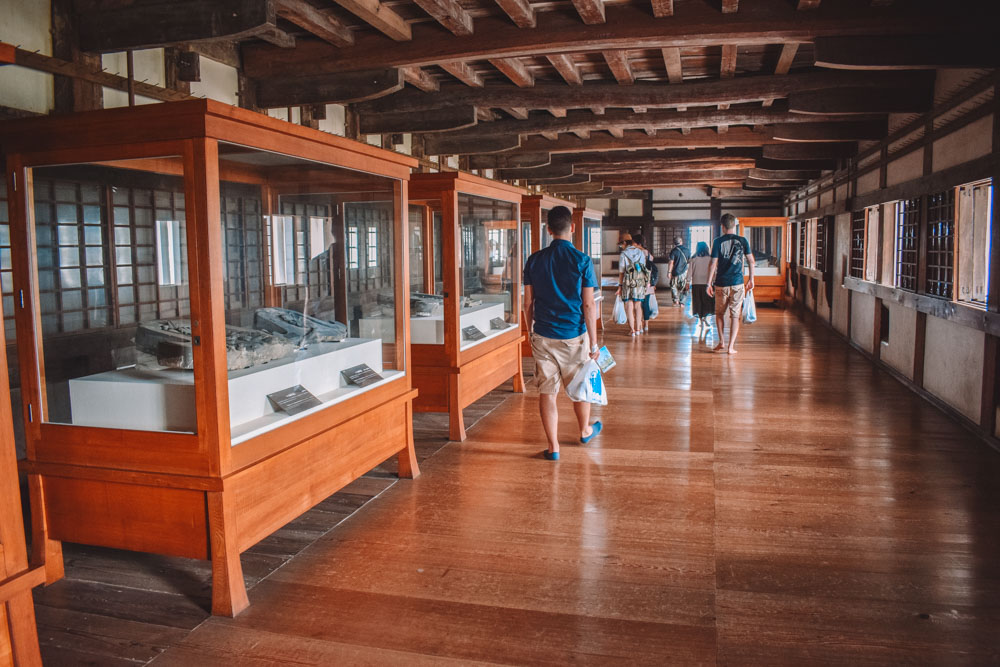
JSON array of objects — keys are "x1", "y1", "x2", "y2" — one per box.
[
  {"x1": 674, "y1": 236, "x2": 684, "y2": 246},
  {"x1": 721, "y1": 213, "x2": 738, "y2": 230},
  {"x1": 631, "y1": 233, "x2": 645, "y2": 247},
  {"x1": 547, "y1": 206, "x2": 572, "y2": 234}
]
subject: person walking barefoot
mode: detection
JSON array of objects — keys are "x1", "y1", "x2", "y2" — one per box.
[
  {"x1": 523, "y1": 206, "x2": 603, "y2": 460},
  {"x1": 706, "y1": 214, "x2": 755, "y2": 355}
]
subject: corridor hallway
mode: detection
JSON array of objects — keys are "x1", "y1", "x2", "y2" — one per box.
[{"x1": 153, "y1": 304, "x2": 1000, "y2": 665}]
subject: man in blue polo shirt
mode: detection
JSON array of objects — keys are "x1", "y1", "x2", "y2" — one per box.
[{"x1": 523, "y1": 206, "x2": 602, "y2": 461}]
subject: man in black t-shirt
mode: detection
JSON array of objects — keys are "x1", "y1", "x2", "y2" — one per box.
[
  {"x1": 666, "y1": 237, "x2": 690, "y2": 307},
  {"x1": 707, "y1": 214, "x2": 755, "y2": 354}
]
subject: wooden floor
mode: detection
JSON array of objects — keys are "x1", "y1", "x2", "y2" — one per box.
[{"x1": 36, "y1": 300, "x2": 1000, "y2": 665}]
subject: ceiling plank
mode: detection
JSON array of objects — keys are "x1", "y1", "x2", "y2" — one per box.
[
  {"x1": 274, "y1": 0, "x2": 353, "y2": 46},
  {"x1": 652, "y1": 0, "x2": 674, "y2": 18},
  {"x1": 255, "y1": 67, "x2": 403, "y2": 107},
  {"x1": 546, "y1": 54, "x2": 583, "y2": 85},
  {"x1": 772, "y1": 119, "x2": 887, "y2": 142},
  {"x1": 603, "y1": 51, "x2": 635, "y2": 85},
  {"x1": 570, "y1": 0, "x2": 606, "y2": 25},
  {"x1": 253, "y1": 25, "x2": 296, "y2": 48},
  {"x1": 662, "y1": 47, "x2": 683, "y2": 84},
  {"x1": 402, "y1": 65, "x2": 439, "y2": 91},
  {"x1": 326, "y1": 0, "x2": 411, "y2": 41},
  {"x1": 440, "y1": 61, "x2": 484, "y2": 86},
  {"x1": 762, "y1": 41, "x2": 799, "y2": 106},
  {"x1": 788, "y1": 85, "x2": 932, "y2": 114},
  {"x1": 495, "y1": 0, "x2": 537, "y2": 28},
  {"x1": 412, "y1": 0, "x2": 474, "y2": 36},
  {"x1": 78, "y1": 0, "x2": 282, "y2": 52},
  {"x1": 359, "y1": 105, "x2": 478, "y2": 133},
  {"x1": 356, "y1": 70, "x2": 931, "y2": 114},
  {"x1": 489, "y1": 57, "x2": 535, "y2": 87},
  {"x1": 814, "y1": 35, "x2": 1000, "y2": 69},
  {"x1": 243, "y1": 3, "x2": 964, "y2": 78},
  {"x1": 721, "y1": 0, "x2": 739, "y2": 13}
]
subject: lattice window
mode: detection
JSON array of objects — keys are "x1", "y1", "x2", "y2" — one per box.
[
  {"x1": 850, "y1": 210, "x2": 865, "y2": 279},
  {"x1": 894, "y1": 198, "x2": 920, "y2": 292},
  {"x1": 0, "y1": 181, "x2": 13, "y2": 341},
  {"x1": 344, "y1": 202, "x2": 393, "y2": 296},
  {"x1": 926, "y1": 189, "x2": 955, "y2": 298},
  {"x1": 798, "y1": 221, "x2": 806, "y2": 265},
  {"x1": 278, "y1": 199, "x2": 332, "y2": 305},
  {"x1": 957, "y1": 179, "x2": 993, "y2": 305},
  {"x1": 815, "y1": 217, "x2": 827, "y2": 273}
]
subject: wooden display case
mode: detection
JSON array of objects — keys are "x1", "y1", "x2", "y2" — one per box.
[
  {"x1": 0, "y1": 319, "x2": 43, "y2": 665},
  {"x1": 1, "y1": 100, "x2": 421, "y2": 617},
  {"x1": 574, "y1": 207, "x2": 605, "y2": 330},
  {"x1": 739, "y1": 216, "x2": 789, "y2": 303},
  {"x1": 409, "y1": 172, "x2": 526, "y2": 441}
]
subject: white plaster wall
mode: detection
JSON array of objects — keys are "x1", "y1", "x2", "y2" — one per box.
[
  {"x1": 850, "y1": 291, "x2": 875, "y2": 354},
  {"x1": 880, "y1": 300, "x2": 916, "y2": 379},
  {"x1": 0, "y1": 0, "x2": 53, "y2": 113},
  {"x1": 653, "y1": 208, "x2": 711, "y2": 221},
  {"x1": 932, "y1": 115, "x2": 993, "y2": 173},
  {"x1": 189, "y1": 56, "x2": 239, "y2": 106},
  {"x1": 856, "y1": 169, "x2": 880, "y2": 196},
  {"x1": 586, "y1": 198, "x2": 611, "y2": 214},
  {"x1": 886, "y1": 149, "x2": 924, "y2": 187},
  {"x1": 819, "y1": 189, "x2": 833, "y2": 208},
  {"x1": 618, "y1": 199, "x2": 643, "y2": 216},
  {"x1": 923, "y1": 315, "x2": 984, "y2": 423},
  {"x1": 318, "y1": 104, "x2": 346, "y2": 136},
  {"x1": 652, "y1": 187, "x2": 708, "y2": 200},
  {"x1": 836, "y1": 184, "x2": 848, "y2": 201}
]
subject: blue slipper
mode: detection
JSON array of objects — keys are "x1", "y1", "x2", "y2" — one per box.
[
  {"x1": 543, "y1": 450, "x2": 559, "y2": 461},
  {"x1": 580, "y1": 421, "x2": 603, "y2": 444}
]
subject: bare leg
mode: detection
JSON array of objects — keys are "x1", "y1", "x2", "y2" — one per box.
[
  {"x1": 539, "y1": 393, "x2": 560, "y2": 453},
  {"x1": 714, "y1": 312, "x2": 726, "y2": 351},
  {"x1": 728, "y1": 314, "x2": 741, "y2": 354},
  {"x1": 572, "y1": 400, "x2": 593, "y2": 439},
  {"x1": 625, "y1": 301, "x2": 637, "y2": 334}
]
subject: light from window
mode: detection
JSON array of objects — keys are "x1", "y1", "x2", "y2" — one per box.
[
  {"x1": 367, "y1": 227, "x2": 378, "y2": 268},
  {"x1": 347, "y1": 225, "x2": 359, "y2": 269},
  {"x1": 894, "y1": 199, "x2": 920, "y2": 292},
  {"x1": 270, "y1": 215, "x2": 297, "y2": 285},
  {"x1": 957, "y1": 180, "x2": 992, "y2": 305},
  {"x1": 155, "y1": 219, "x2": 183, "y2": 286},
  {"x1": 865, "y1": 205, "x2": 879, "y2": 283}
]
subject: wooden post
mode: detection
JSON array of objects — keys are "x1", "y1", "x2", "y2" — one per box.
[
  {"x1": 913, "y1": 311, "x2": 927, "y2": 387},
  {"x1": 872, "y1": 297, "x2": 882, "y2": 362},
  {"x1": 441, "y1": 189, "x2": 466, "y2": 440}
]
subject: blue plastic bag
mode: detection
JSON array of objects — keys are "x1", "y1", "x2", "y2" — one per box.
[{"x1": 743, "y1": 290, "x2": 757, "y2": 324}]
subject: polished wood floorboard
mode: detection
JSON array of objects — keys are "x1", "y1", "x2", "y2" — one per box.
[{"x1": 40, "y1": 302, "x2": 1000, "y2": 664}]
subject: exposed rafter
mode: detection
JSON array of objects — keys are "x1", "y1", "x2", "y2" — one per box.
[
  {"x1": 255, "y1": 68, "x2": 403, "y2": 107},
  {"x1": 489, "y1": 57, "x2": 535, "y2": 87},
  {"x1": 722, "y1": 0, "x2": 739, "y2": 13},
  {"x1": 326, "y1": 0, "x2": 411, "y2": 41},
  {"x1": 662, "y1": 47, "x2": 684, "y2": 84},
  {"x1": 440, "y1": 61, "x2": 483, "y2": 86},
  {"x1": 412, "y1": 0, "x2": 474, "y2": 36},
  {"x1": 652, "y1": 0, "x2": 674, "y2": 18},
  {"x1": 762, "y1": 42, "x2": 799, "y2": 106},
  {"x1": 546, "y1": 54, "x2": 583, "y2": 85},
  {"x1": 494, "y1": 0, "x2": 537, "y2": 28},
  {"x1": 274, "y1": 0, "x2": 352, "y2": 46},
  {"x1": 570, "y1": 0, "x2": 606, "y2": 25},
  {"x1": 603, "y1": 51, "x2": 634, "y2": 85},
  {"x1": 501, "y1": 107, "x2": 529, "y2": 119},
  {"x1": 402, "y1": 66, "x2": 438, "y2": 92}
]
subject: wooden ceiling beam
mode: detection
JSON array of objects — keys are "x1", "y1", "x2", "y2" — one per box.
[
  {"x1": 528, "y1": 173, "x2": 591, "y2": 185},
  {"x1": 662, "y1": 47, "x2": 684, "y2": 84},
  {"x1": 517, "y1": 127, "x2": 778, "y2": 155},
  {"x1": 489, "y1": 57, "x2": 535, "y2": 87},
  {"x1": 762, "y1": 142, "x2": 856, "y2": 160},
  {"x1": 243, "y1": 3, "x2": 963, "y2": 78},
  {"x1": 755, "y1": 157, "x2": 835, "y2": 171},
  {"x1": 572, "y1": 130, "x2": 591, "y2": 140},
  {"x1": 501, "y1": 107, "x2": 529, "y2": 119},
  {"x1": 500, "y1": 164, "x2": 575, "y2": 179},
  {"x1": 356, "y1": 70, "x2": 931, "y2": 114},
  {"x1": 557, "y1": 147, "x2": 762, "y2": 164},
  {"x1": 359, "y1": 105, "x2": 477, "y2": 133},
  {"x1": 541, "y1": 132, "x2": 560, "y2": 141},
  {"x1": 255, "y1": 67, "x2": 403, "y2": 107},
  {"x1": 744, "y1": 178, "x2": 800, "y2": 189},
  {"x1": 252, "y1": 25, "x2": 296, "y2": 48},
  {"x1": 601, "y1": 169, "x2": 751, "y2": 184},
  {"x1": 570, "y1": 0, "x2": 606, "y2": 25},
  {"x1": 412, "y1": 0, "x2": 474, "y2": 36},
  {"x1": 772, "y1": 119, "x2": 886, "y2": 142},
  {"x1": 762, "y1": 42, "x2": 798, "y2": 106},
  {"x1": 608, "y1": 128, "x2": 625, "y2": 139},
  {"x1": 425, "y1": 133, "x2": 521, "y2": 154},
  {"x1": 797, "y1": 0, "x2": 821, "y2": 8},
  {"x1": 326, "y1": 0, "x2": 411, "y2": 41},
  {"x1": 747, "y1": 167, "x2": 820, "y2": 181},
  {"x1": 546, "y1": 54, "x2": 583, "y2": 85},
  {"x1": 710, "y1": 187, "x2": 786, "y2": 198},
  {"x1": 440, "y1": 61, "x2": 484, "y2": 86},
  {"x1": 548, "y1": 108, "x2": 567, "y2": 118},
  {"x1": 581, "y1": 159, "x2": 758, "y2": 173},
  {"x1": 652, "y1": 0, "x2": 674, "y2": 18},
  {"x1": 402, "y1": 66, "x2": 439, "y2": 91},
  {"x1": 273, "y1": 0, "x2": 353, "y2": 46},
  {"x1": 788, "y1": 86, "x2": 932, "y2": 115},
  {"x1": 468, "y1": 152, "x2": 551, "y2": 169},
  {"x1": 495, "y1": 0, "x2": 537, "y2": 28},
  {"x1": 603, "y1": 51, "x2": 635, "y2": 85},
  {"x1": 720, "y1": 44, "x2": 738, "y2": 79},
  {"x1": 721, "y1": 0, "x2": 739, "y2": 13},
  {"x1": 814, "y1": 35, "x2": 1000, "y2": 69}
]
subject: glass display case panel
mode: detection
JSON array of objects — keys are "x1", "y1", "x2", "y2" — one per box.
[
  {"x1": 216, "y1": 143, "x2": 403, "y2": 443},
  {"x1": 458, "y1": 193, "x2": 519, "y2": 351},
  {"x1": 746, "y1": 225, "x2": 782, "y2": 276},
  {"x1": 540, "y1": 207, "x2": 553, "y2": 248},
  {"x1": 29, "y1": 158, "x2": 196, "y2": 433},
  {"x1": 584, "y1": 216, "x2": 601, "y2": 269},
  {"x1": 408, "y1": 205, "x2": 425, "y2": 294},
  {"x1": 406, "y1": 199, "x2": 446, "y2": 346},
  {"x1": 522, "y1": 221, "x2": 532, "y2": 259}
]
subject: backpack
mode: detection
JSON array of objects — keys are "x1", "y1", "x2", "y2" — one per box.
[{"x1": 623, "y1": 254, "x2": 650, "y2": 289}]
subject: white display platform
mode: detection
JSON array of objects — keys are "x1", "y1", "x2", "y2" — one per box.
[
  {"x1": 469, "y1": 291, "x2": 511, "y2": 311},
  {"x1": 68, "y1": 338, "x2": 396, "y2": 444}
]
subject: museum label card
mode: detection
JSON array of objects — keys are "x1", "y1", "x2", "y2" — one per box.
[
  {"x1": 267, "y1": 385, "x2": 322, "y2": 415},
  {"x1": 462, "y1": 325, "x2": 486, "y2": 341},
  {"x1": 489, "y1": 317, "x2": 508, "y2": 330},
  {"x1": 342, "y1": 363, "x2": 383, "y2": 387}
]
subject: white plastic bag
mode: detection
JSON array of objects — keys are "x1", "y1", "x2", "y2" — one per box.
[
  {"x1": 743, "y1": 289, "x2": 757, "y2": 324},
  {"x1": 566, "y1": 360, "x2": 609, "y2": 405},
  {"x1": 648, "y1": 295, "x2": 659, "y2": 320},
  {"x1": 612, "y1": 296, "x2": 627, "y2": 325}
]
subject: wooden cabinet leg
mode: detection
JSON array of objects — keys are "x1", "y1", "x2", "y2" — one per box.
[
  {"x1": 398, "y1": 401, "x2": 421, "y2": 479},
  {"x1": 448, "y1": 374, "x2": 466, "y2": 442},
  {"x1": 27, "y1": 474, "x2": 64, "y2": 584},
  {"x1": 512, "y1": 366, "x2": 525, "y2": 394},
  {"x1": 7, "y1": 593, "x2": 43, "y2": 666},
  {"x1": 207, "y1": 491, "x2": 249, "y2": 617}
]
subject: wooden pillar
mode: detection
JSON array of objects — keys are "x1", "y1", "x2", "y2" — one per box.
[
  {"x1": 871, "y1": 297, "x2": 883, "y2": 363},
  {"x1": 421, "y1": 204, "x2": 435, "y2": 293},
  {"x1": 572, "y1": 208, "x2": 584, "y2": 251},
  {"x1": 51, "y1": 0, "x2": 103, "y2": 113},
  {"x1": 913, "y1": 311, "x2": 927, "y2": 387},
  {"x1": 441, "y1": 189, "x2": 465, "y2": 441}
]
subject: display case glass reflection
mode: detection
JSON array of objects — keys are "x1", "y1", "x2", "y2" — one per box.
[
  {"x1": 458, "y1": 193, "x2": 518, "y2": 350},
  {"x1": 745, "y1": 225, "x2": 783, "y2": 276},
  {"x1": 29, "y1": 159, "x2": 196, "y2": 434},
  {"x1": 217, "y1": 143, "x2": 402, "y2": 443},
  {"x1": 584, "y1": 215, "x2": 602, "y2": 270}
]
